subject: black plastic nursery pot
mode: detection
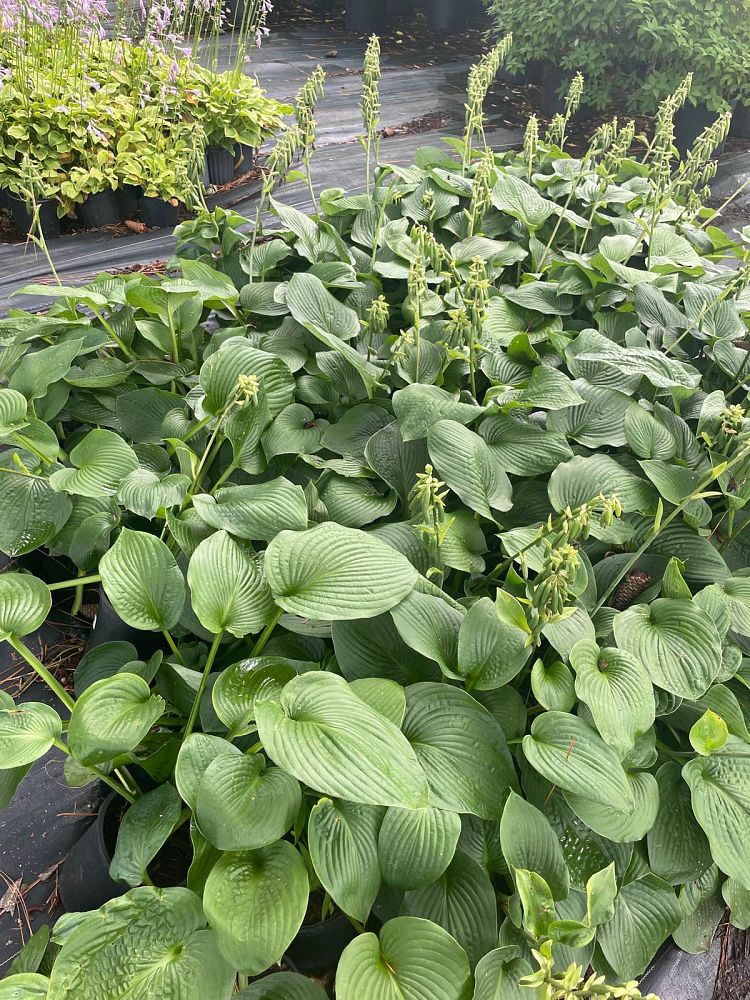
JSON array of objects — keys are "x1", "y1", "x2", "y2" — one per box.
[
  {"x1": 345, "y1": 0, "x2": 387, "y2": 33},
  {"x1": 78, "y1": 190, "x2": 122, "y2": 228},
  {"x1": 0, "y1": 187, "x2": 9, "y2": 210},
  {"x1": 284, "y1": 913, "x2": 357, "y2": 975},
  {"x1": 234, "y1": 142, "x2": 255, "y2": 175},
  {"x1": 206, "y1": 145, "x2": 235, "y2": 185},
  {"x1": 730, "y1": 102, "x2": 750, "y2": 140},
  {"x1": 674, "y1": 102, "x2": 732, "y2": 156},
  {"x1": 427, "y1": 0, "x2": 470, "y2": 33},
  {"x1": 86, "y1": 584, "x2": 164, "y2": 658},
  {"x1": 115, "y1": 184, "x2": 141, "y2": 219},
  {"x1": 58, "y1": 792, "x2": 129, "y2": 912},
  {"x1": 9, "y1": 195, "x2": 61, "y2": 240},
  {"x1": 140, "y1": 196, "x2": 179, "y2": 229}
]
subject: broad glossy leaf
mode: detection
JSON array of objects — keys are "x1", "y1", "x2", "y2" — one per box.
[
  {"x1": 402, "y1": 682, "x2": 515, "y2": 820},
  {"x1": 500, "y1": 791, "x2": 569, "y2": 900},
  {"x1": 175, "y1": 733, "x2": 243, "y2": 812},
  {"x1": 68, "y1": 673, "x2": 166, "y2": 766},
  {"x1": 195, "y1": 752, "x2": 301, "y2": 851},
  {"x1": 0, "y1": 701, "x2": 61, "y2": 767},
  {"x1": 472, "y1": 947, "x2": 531, "y2": 1000},
  {"x1": 349, "y1": 678, "x2": 406, "y2": 726},
  {"x1": 203, "y1": 843, "x2": 309, "y2": 975},
  {"x1": 336, "y1": 916, "x2": 472, "y2": 1000},
  {"x1": 522, "y1": 712, "x2": 634, "y2": 811},
  {"x1": 48, "y1": 887, "x2": 234, "y2": 1000},
  {"x1": 597, "y1": 874, "x2": 681, "y2": 981},
  {"x1": 308, "y1": 798, "x2": 383, "y2": 922},
  {"x1": 683, "y1": 752, "x2": 750, "y2": 889},
  {"x1": 262, "y1": 403, "x2": 329, "y2": 460},
  {"x1": 492, "y1": 172, "x2": 555, "y2": 228},
  {"x1": 0, "y1": 974, "x2": 49, "y2": 999},
  {"x1": 109, "y1": 784, "x2": 182, "y2": 887},
  {"x1": 391, "y1": 591, "x2": 464, "y2": 678},
  {"x1": 188, "y1": 531, "x2": 274, "y2": 637},
  {"x1": 613, "y1": 599, "x2": 722, "y2": 700},
  {"x1": 548, "y1": 454, "x2": 655, "y2": 514},
  {"x1": 116, "y1": 468, "x2": 189, "y2": 519},
  {"x1": 570, "y1": 640, "x2": 655, "y2": 755},
  {"x1": 427, "y1": 421, "x2": 512, "y2": 519},
  {"x1": 50, "y1": 429, "x2": 139, "y2": 498},
  {"x1": 364, "y1": 420, "x2": 430, "y2": 502},
  {"x1": 200, "y1": 339, "x2": 295, "y2": 418},
  {"x1": 672, "y1": 865, "x2": 724, "y2": 954},
  {"x1": 724, "y1": 877, "x2": 750, "y2": 930},
  {"x1": 479, "y1": 413, "x2": 572, "y2": 476},
  {"x1": 647, "y1": 762, "x2": 712, "y2": 885},
  {"x1": 237, "y1": 972, "x2": 328, "y2": 1000},
  {"x1": 256, "y1": 672, "x2": 429, "y2": 808},
  {"x1": 192, "y1": 479, "x2": 307, "y2": 541},
  {"x1": 212, "y1": 657, "x2": 298, "y2": 736},
  {"x1": 378, "y1": 805, "x2": 461, "y2": 890},
  {"x1": 457, "y1": 597, "x2": 531, "y2": 690},
  {"x1": 393, "y1": 384, "x2": 482, "y2": 442},
  {"x1": 265, "y1": 522, "x2": 417, "y2": 620},
  {"x1": 0, "y1": 573, "x2": 51, "y2": 640},
  {"x1": 100, "y1": 529, "x2": 185, "y2": 631},
  {"x1": 0, "y1": 388, "x2": 28, "y2": 436},
  {"x1": 0, "y1": 472, "x2": 72, "y2": 557},
  {"x1": 564, "y1": 770, "x2": 659, "y2": 843}
]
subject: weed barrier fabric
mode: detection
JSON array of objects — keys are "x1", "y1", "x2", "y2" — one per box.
[{"x1": 639, "y1": 940, "x2": 722, "y2": 1000}]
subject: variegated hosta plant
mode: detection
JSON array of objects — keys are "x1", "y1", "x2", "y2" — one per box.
[{"x1": 2, "y1": 61, "x2": 750, "y2": 999}]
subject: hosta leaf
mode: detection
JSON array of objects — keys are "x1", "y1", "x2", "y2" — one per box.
[
  {"x1": 200, "y1": 339, "x2": 295, "y2": 418},
  {"x1": 378, "y1": 806, "x2": 461, "y2": 890},
  {"x1": 570, "y1": 640, "x2": 655, "y2": 755},
  {"x1": 500, "y1": 791, "x2": 569, "y2": 900},
  {"x1": 724, "y1": 877, "x2": 750, "y2": 930},
  {"x1": 68, "y1": 674, "x2": 166, "y2": 766},
  {"x1": 564, "y1": 770, "x2": 659, "y2": 843},
  {"x1": 597, "y1": 874, "x2": 681, "y2": 981},
  {"x1": 492, "y1": 172, "x2": 556, "y2": 228},
  {"x1": 0, "y1": 471, "x2": 72, "y2": 557},
  {"x1": 308, "y1": 798, "x2": 383, "y2": 923},
  {"x1": 522, "y1": 712, "x2": 634, "y2": 811},
  {"x1": 212, "y1": 657, "x2": 298, "y2": 736},
  {"x1": 624, "y1": 403, "x2": 676, "y2": 460},
  {"x1": 50, "y1": 429, "x2": 139, "y2": 498},
  {"x1": 188, "y1": 531, "x2": 274, "y2": 637},
  {"x1": 117, "y1": 468, "x2": 190, "y2": 519},
  {"x1": 393, "y1": 384, "x2": 482, "y2": 442},
  {"x1": 349, "y1": 678, "x2": 406, "y2": 726},
  {"x1": 401, "y1": 851, "x2": 497, "y2": 968},
  {"x1": 0, "y1": 388, "x2": 28, "y2": 435},
  {"x1": 255, "y1": 672, "x2": 429, "y2": 808},
  {"x1": 203, "y1": 843, "x2": 309, "y2": 975},
  {"x1": 672, "y1": 865, "x2": 724, "y2": 954},
  {"x1": 479, "y1": 414, "x2": 572, "y2": 476},
  {"x1": 0, "y1": 574, "x2": 51, "y2": 640},
  {"x1": 613, "y1": 599, "x2": 722, "y2": 700},
  {"x1": 265, "y1": 522, "x2": 417, "y2": 620},
  {"x1": 364, "y1": 419, "x2": 430, "y2": 501},
  {"x1": 283, "y1": 269, "x2": 360, "y2": 340},
  {"x1": 683, "y1": 752, "x2": 750, "y2": 889},
  {"x1": 318, "y1": 475, "x2": 396, "y2": 528},
  {"x1": 116, "y1": 388, "x2": 186, "y2": 444},
  {"x1": 335, "y1": 916, "x2": 472, "y2": 1000},
  {"x1": 0, "y1": 701, "x2": 61, "y2": 767},
  {"x1": 192, "y1": 480, "x2": 308, "y2": 541},
  {"x1": 175, "y1": 733, "x2": 243, "y2": 812},
  {"x1": 195, "y1": 752, "x2": 301, "y2": 851},
  {"x1": 548, "y1": 454, "x2": 655, "y2": 514},
  {"x1": 0, "y1": 974, "x2": 49, "y2": 999},
  {"x1": 401, "y1": 682, "x2": 515, "y2": 820},
  {"x1": 457, "y1": 597, "x2": 531, "y2": 690},
  {"x1": 261, "y1": 403, "x2": 329, "y2": 460},
  {"x1": 323, "y1": 403, "x2": 392, "y2": 457},
  {"x1": 391, "y1": 591, "x2": 464, "y2": 678},
  {"x1": 647, "y1": 762, "x2": 712, "y2": 885},
  {"x1": 472, "y1": 948, "x2": 531, "y2": 1000},
  {"x1": 48, "y1": 887, "x2": 234, "y2": 1000},
  {"x1": 100, "y1": 529, "x2": 185, "y2": 631},
  {"x1": 109, "y1": 784, "x2": 182, "y2": 887},
  {"x1": 547, "y1": 384, "x2": 630, "y2": 449},
  {"x1": 427, "y1": 421, "x2": 512, "y2": 519},
  {"x1": 332, "y1": 614, "x2": 439, "y2": 684},
  {"x1": 237, "y1": 972, "x2": 327, "y2": 1000}
]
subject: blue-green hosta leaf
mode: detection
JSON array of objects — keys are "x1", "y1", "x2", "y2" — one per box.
[
  {"x1": 393, "y1": 384, "x2": 482, "y2": 442},
  {"x1": 9, "y1": 339, "x2": 83, "y2": 401},
  {"x1": 180, "y1": 259, "x2": 240, "y2": 307},
  {"x1": 683, "y1": 751, "x2": 750, "y2": 890},
  {"x1": 193, "y1": 479, "x2": 308, "y2": 542},
  {"x1": 0, "y1": 388, "x2": 28, "y2": 435},
  {"x1": 624, "y1": 403, "x2": 677, "y2": 460},
  {"x1": 723, "y1": 877, "x2": 750, "y2": 930},
  {"x1": 261, "y1": 403, "x2": 329, "y2": 460},
  {"x1": 472, "y1": 947, "x2": 532, "y2": 1000},
  {"x1": 564, "y1": 770, "x2": 659, "y2": 843},
  {"x1": 378, "y1": 806, "x2": 461, "y2": 890},
  {"x1": 349, "y1": 678, "x2": 406, "y2": 726},
  {"x1": 364, "y1": 420, "x2": 430, "y2": 502},
  {"x1": 402, "y1": 682, "x2": 515, "y2": 820},
  {"x1": 479, "y1": 413, "x2": 573, "y2": 476},
  {"x1": 116, "y1": 468, "x2": 190, "y2": 519},
  {"x1": 174, "y1": 733, "x2": 243, "y2": 812},
  {"x1": 391, "y1": 590, "x2": 464, "y2": 678},
  {"x1": 308, "y1": 798, "x2": 384, "y2": 923},
  {"x1": 100, "y1": 529, "x2": 185, "y2": 631},
  {"x1": 332, "y1": 614, "x2": 439, "y2": 685},
  {"x1": 265, "y1": 522, "x2": 417, "y2": 620},
  {"x1": 48, "y1": 887, "x2": 234, "y2": 1000},
  {"x1": 401, "y1": 851, "x2": 497, "y2": 968},
  {"x1": 672, "y1": 865, "x2": 724, "y2": 954},
  {"x1": 570, "y1": 640, "x2": 655, "y2": 755},
  {"x1": 492, "y1": 172, "x2": 556, "y2": 229},
  {"x1": 318, "y1": 475, "x2": 397, "y2": 528},
  {"x1": 109, "y1": 784, "x2": 182, "y2": 887},
  {"x1": 0, "y1": 471, "x2": 72, "y2": 557},
  {"x1": 522, "y1": 712, "x2": 634, "y2": 811},
  {"x1": 49, "y1": 429, "x2": 139, "y2": 500},
  {"x1": 67, "y1": 674, "x2": 166, "y2": 766},
  {"x1": 336, "y1": 916, "x2": 472, "y2": 1000},
  {"x1": 323, "y1": 403, "x2": 392, "y2": 457},
  {"x1": 548, "y1": 454, "x2": 656, "y2": 515},
  {"x1": 613, "y1": 599, "x2": 722, "y2": 700},
  {"x1": 188, "y1": 531, "x2": 274, "y2": 637},
  {"x1": 427, "y1": 421, "x2": 512, "y2": 519},
  {"x1": 500, "y1": 791, "x2": 569, "y2": 900},
  {"x1": 0, "y1": 700, "x2": 61, "y2": 768},
  {"x1": 203, "y1": 843, "x2": 309, "y2": 975},
  {"x1": 0, "y1": 573, "x2": 51, "y2": 640},
  {"x1": 211, "y1": 657, "x2": 299, "y2": 736},
  {"x1": 199, "y1": 339, "x2": 295, "y2": 418},
  {"x1": 237, "y1": 972, "x2": 328, "y2": 1000},
  {"x1": 457, "y1": 597, "x2": 531, "y2": 691},
  {"x1": 547, "y1": 383, "x2": 630, "y2": 449},
  {"x1": 195, "y1": 752, "x2": 301, "y2": 851},
  {"x1": 597, "y1": 874, "x2": 681, "y2": 981},
  {"x1": 647, "y1": 762, "x2": 712, "y2": 885},
  {"x1": 531, "y1": 659, "x2": 576, "y2": 712},
  {"x1": 256, "y1": 672, "x2": 429, "y2": 808}
]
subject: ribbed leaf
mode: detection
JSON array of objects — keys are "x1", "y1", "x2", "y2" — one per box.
[
  {"x1": 0, "y1": 973, "x2": 49, "y2": 998},
  {"x1": 457, "y1": 597, "x2": 531, "y2": 690},
  {"x1": 0, "y1": 573, "x2": 51, "y2": 640},
  {"x1": 393, "y1": 384, "x2": 482, "y2": 442},
  {"x1": 564, "y1": 770, "x2": 659, "y2": 843},
  {"x1": 427, "y1": 421, "x2": 512, "y2": 519},
  {"x1": 188, "y1": 531, "x2": 274, "y2": 637},
  {"x1": 333, "y1": 614, "x2": 438, "y2": 684},
  {"x1": 0, "y1": 473, "x2": 72, "y2": 557},
  {"x1": 237, "y1": 972, "x2": 328, "y2": 1000},
  {"x1": 50, "y1": 429, "x2": 139, "y2": 498},
  {"x1": 212, "y1": 657, "x2": 298, "y2": 736},
  {"x1": 175, "y1": 733, "x2": 242, "y2": 812},
  {"x1": 500, "y1": 791, "x2": 569, "y2": 900},
  {"x1": 683, "y1": 752, "x2": 750, "y2": 889},
  {"x1": 100, "y1": 529, "x2": 185, "y2": 631},
  {"x1": 378, "y1": 806, "x2": 461, "y2": 890},
  {"x1": 203, "y1": 843, "x2": 309, "y2": 975},
  {"x1": 647, "y1": 762, "x2": 712, "y2": 885},
  {"x1": 265, "y1": 522, "x2": 417, "y2": 620},
  {"x1": 391, "y1": 591, "x2": 464, "y2": 678},
  {"x1": 363, "y1": 420, "x2": 429, "y2": 501},
  {"x1": 192, "y1": 479, "x2": 307, "y2": 541},
  {"x1": 597, "y1": 874, "x2": 681, "y2": 981},
  {"x1": 0, "y1": 701, "x2": 61, "y2": 768},
  {"x1": 0, "y1": 388, "x2": 28, "y2": 435},
  {"x1": 256, "y1": 672, "x2": 429, "y2": 808},
  {"x1": 472, "y1": 947, "x2": 531, "y2": 1000},
  {"x1": 336, "y1": 917, "x2": 472, "y2": 1000},
  {"x1": 308, "y1": 798, "x2": 383, "y2": 922},
  {"x1": 479, "y1": 413, "x2": 572, "y2": 476},
  {"x1": 109, "y1": 784, "x2": 182, "y2": 887},
  {"x1": 199, "y1": 339, "x2": 295, "y2": 417},
  {"x1": 68, "y1": 673, "x2": 166, "y2": 766}
]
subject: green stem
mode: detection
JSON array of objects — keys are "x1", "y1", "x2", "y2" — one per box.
[
  {"x1": 183, "y1": 631, "x2": 223, "y2": 742},
  {"x1": 162, "y1": 630, "x2": 185, "y2": 666},
  {"x1": 250, "y1": 607, "x2": 283, "y2": 656},
  {"x1": 52, "y1": 738, "x2": 137, "y2": 804},
  {"x1": 89, "y1": 305, "x2": 136, "y2": 360},
  {"x1": 48, "y1": 573, "x2": 102, "y2": 592},
  {"x1": 8, "y1": 636, "x2": 75, "y2": 712}
]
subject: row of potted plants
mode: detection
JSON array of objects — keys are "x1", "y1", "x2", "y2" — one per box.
[
  {"x1": 488, "y1": 0, "x2": 750, "y2": 149},
  {"x1": 0, "y1": 0, "x2": 290, "y2": 238},
  {"x1": 0, "y1": 40, "x2": 750, "y2": 997}
]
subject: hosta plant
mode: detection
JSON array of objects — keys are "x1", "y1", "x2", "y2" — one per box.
[{"x1": 1, "y1": 49, "x2": 750, "y2": 998}]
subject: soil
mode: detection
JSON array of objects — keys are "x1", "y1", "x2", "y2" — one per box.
[{"x1": 714, "y1": 926, "x2": 750, "y2": 1000}]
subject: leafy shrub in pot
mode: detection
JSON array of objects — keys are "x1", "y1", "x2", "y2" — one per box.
[{"x1": 2, "y1": 48, "x2": 750, "y2": 998}]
